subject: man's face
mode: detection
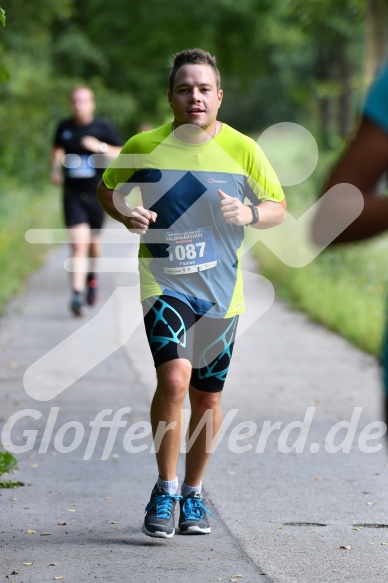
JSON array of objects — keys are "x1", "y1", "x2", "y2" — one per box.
[
  {"x1": 168, "y1": 64, "x2": 223, "y2": 130},
  {"x1": 70, "y1": 88, "x2": 95, "y2": 123}
]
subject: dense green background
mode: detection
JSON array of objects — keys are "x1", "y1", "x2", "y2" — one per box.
[
  {"x1": 0, "y1": 0, "x2": 387, "y2": 356},
  {"x1": 0, "y1": 0, "x2": 366, "y2": 183}
]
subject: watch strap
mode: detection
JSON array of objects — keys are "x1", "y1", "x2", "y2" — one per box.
[{"x1": 247, "y1": 204, "x2": 259, "y2": 225}]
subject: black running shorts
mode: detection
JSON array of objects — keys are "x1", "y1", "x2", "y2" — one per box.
[
  {"x1": 142, "y1": 295, "x2": 238, "y2": 393},
  {"x1": 63, "y1": 190, "x2": 105, "y2": 229}
]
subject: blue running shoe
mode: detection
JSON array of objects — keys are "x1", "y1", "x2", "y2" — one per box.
[
  {"x1": 142, "y1": 485, "x2": 182, "y2": 539},
  {"x1": 178, "y1": 492, "x2": 214, "y2": 535},
  {"x1": 70, "y1": 291, "x2": 84, "y2": 317}
]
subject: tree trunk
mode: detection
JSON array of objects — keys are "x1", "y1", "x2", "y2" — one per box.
[{"x1": 337, "y1": 49, "x2": 353, "y2": 138}]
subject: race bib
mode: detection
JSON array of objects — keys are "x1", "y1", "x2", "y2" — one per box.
[
  {"x1": 163, "y1": 227, "x2": 217, "y2": 275},
  {"x1": 66, "y1": 154, "x2": 96, "y2": 179}
]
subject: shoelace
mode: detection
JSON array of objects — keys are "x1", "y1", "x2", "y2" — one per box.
[
  {"x1": 181, "y1": 496, "x2": 215, "y2": 520},
  {"x1": 145, "y1": 494, "x2": 183, "y2": 519}
]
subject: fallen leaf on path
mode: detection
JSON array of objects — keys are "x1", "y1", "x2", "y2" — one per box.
[
  {"x1": 11, "y1": 570, "x2": 19, "y2": 575},
  {"x1": 57, "y1": 522, "x2": 67, "y2": 526},
  {"x1": 50, "y1": 563, "x2": 58, "y2": 566},
  {"x1": 340, "y1": 545, "x2": 352, "y2": 550},
  {"x1": 106, "y1": 520, "x2": 117, "y2": 524},
  {"x1": 367, "y1": 501, "x2": 376, "y2": 506},
  {"x1": 27, "y1": 529, "x2": 36, "y2": 534},
  {"x1": 40, "y1": 532, "x2": 51, "y2": 536},
  {"x1": 54, "y1": 577, "x2": 64, "y2": 580},
  {"x1": 66, "y1": 509, "x2": 76, "y2": 512},
  {"x1": 23, "y1": 562, "x2": 33, "y2": 566},
  {"x1": 353, "y1": 527, "x2": 363, "y2": 531}
]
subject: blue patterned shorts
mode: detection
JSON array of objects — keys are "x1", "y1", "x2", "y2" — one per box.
[{"x1": 142, "y1": 295, "x2": 238, "y2": 392}]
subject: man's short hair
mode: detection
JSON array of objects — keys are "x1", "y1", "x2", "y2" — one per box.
[
  {"x1": 69, "y1": 85, "x2": 94, "y2": 100},
  {"x1": 168, "y1": 48, "x2": 221, "y2": 93}
]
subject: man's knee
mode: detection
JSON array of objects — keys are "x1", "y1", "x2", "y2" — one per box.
[
  {"x1": 71, "y1": 241, "x2": 89, "y2": 255},
  {"x1": 156, "y1": 359, "x2": 191, "y2": 400},
  {"x1": 189, "y1": 387, "x2": 222, "y2": 413}
]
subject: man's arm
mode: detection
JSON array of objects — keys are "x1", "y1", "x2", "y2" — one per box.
[
  {"x1": 218, "y1": 189, "x2": 287, "y2": 228},
  {"x1": 312, "y1": 118, "x2": 388, "y2": 245},
  {"x1": 80, "y1": 136, "x2": 122, "y2": 158},
  {"x1": 50, "y1": 146, "x2": 65, "y2": 185},
  {"x1": 97, "y1": 180, "x2": 157, "y2": 234}
]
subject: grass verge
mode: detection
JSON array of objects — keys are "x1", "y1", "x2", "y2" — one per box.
[
  {"x1": 0, "y1": 181, "x2": 62, "y2": 314},
  {"x1": 251, "y1": 141, "x2": 387, "y2": 358},
  {"x1": 254, "y1": 237, "x2": 387, "y2": 357}
]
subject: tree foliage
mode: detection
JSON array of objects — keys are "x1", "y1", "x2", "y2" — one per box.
[
  {"x1": 0, "y1": 5, "x2": 8, "y2": 81},
  {"x1": 0, "y1": 0, "x2": 371, "y2": 186}
]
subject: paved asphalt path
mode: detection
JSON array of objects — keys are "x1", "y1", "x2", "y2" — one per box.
[{"x1": 1, "y1": 221, "x2": 388, "y2": 583}]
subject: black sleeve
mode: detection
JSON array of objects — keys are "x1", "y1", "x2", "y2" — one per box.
[
  {"x1": 100, "y1": 118, "x2": 125, "y2": 146},
  {"x1": 53, "y1": 120, "x2": 66, "y2": 148}
]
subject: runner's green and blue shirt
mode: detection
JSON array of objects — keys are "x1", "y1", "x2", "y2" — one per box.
[{"x1": 102, "y1": 122, "x2": 284, "y2": 318}]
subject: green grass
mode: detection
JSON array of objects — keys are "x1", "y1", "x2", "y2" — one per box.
[
  {"x1": 0, "y1": 181, "x2": 62, "y2": 314},
  {"x1": 252, "y1": 136, "x2": 387, "y2": 358},
  {"x1": 255, "y1": 238, "x2": 387, "y2": 356},
  {"x1": 0, "y1": 451, "x2": 24, "y2": 488}
]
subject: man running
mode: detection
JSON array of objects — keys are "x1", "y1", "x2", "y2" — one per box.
[
  {"x1": 51, "y1": 85, "x2": 123, "y2": 316},
  {"x1": 98, "y1": 48, "x2": 286, "y2": 538}
]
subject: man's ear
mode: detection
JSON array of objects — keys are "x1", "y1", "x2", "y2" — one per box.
[
  {"x1": 217, "y1": 89, "x2": 223, "y2": 108},
  {"x1": 167, "y1": 89, "x2": 172, "y2": 107}
]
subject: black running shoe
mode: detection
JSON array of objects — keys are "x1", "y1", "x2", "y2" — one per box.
[
  {"x1": 86, "y1": 274, "x2": 98, "y2": 306},
  {"x1": 70, "y1": 291, "x2": 84, "y2": 317},
  {"x1": 178, "y1": 492, "x2": 213, "y2": 535},
  {"x1": 142, "y1": 485, "x2": 182, "y2": 539}
]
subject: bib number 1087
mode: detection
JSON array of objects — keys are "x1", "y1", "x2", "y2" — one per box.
[{"x1": 168, "y1": 242, "x2": 206, "y2": 262}]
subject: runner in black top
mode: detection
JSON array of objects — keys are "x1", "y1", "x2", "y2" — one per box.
[{"x1": 51, "y1": 85, "x2": 123, "y2": 316}]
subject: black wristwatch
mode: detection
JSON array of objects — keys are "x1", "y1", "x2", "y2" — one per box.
[{"x1": 247, "y1": 204, "x2": 259, "y2": 226}]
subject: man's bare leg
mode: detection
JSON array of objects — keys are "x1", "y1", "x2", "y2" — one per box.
[
  {"x1": 150, "y1": 358, "x2": 191, "y2": 481},
  {"x1": 184, "y1": 386, "x2": 222, "y2": 486},
  {"x1": 68, "y1": 223, "x2": 90, "y2": 315},
  {"x1": 86, "y1": 231, "x2": 102, "y2": 305},
  {"x1": 142, "y1": 358, "x2": 191, "y2": 539},
  {"x1": 177, "y1": 385, "x2": 222, "y2": 535},
  {"x1": 68, "y1": 223, "x2": 90, "y2": 292}
]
